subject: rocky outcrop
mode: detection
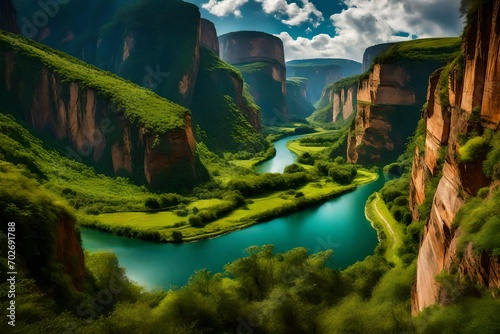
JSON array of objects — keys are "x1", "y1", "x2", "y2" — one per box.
[
  {"x1": 200, "y1": 19, "x2": 219, "y2": 56},
  {"x1": 286, "y1": 58, "x2": 362, "y2": 102},
  {"x1": 13, "y1": 0, "x2": 265, "y2": 154},
  {"x1": 348, "y1": 59, "x2": 444, "y2": 164},
  {"x1": 411, "y1": 0, "x2": 500, "y2": 314},
  {"x1": 219, "y1": 31, "x2": 287, "y2": 123},
  {"x1": 0, "y1": 39, "x2": 206, "y2": 191},
  {"x1": 15, "y1": 0, "x2": 202, "y2": 107},
  {"x1": 219, "y1": 31, "x2": 285, "y2": 67},
  {"x1": 333, "y1": 84, "x2": 357, "y2": 122},
  {"x1": 0, "y1": 0, "x2": 19, "y2": 33},
  {"x1": 55, "y1": 213, "x2": 85, "y2": 290},
  {"x1": 286, "y1": 78, "x2": 315, "y2": 118},
  {"x1": 362, "y1": 42, "x2": 396, "y2": 72}
]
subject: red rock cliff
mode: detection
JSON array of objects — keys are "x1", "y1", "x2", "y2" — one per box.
[
  {"x1": 348, "y1": 58, "x2": 451, "y2": 164},
  {"x1": 1, "y1": 48, "x2": 205, "y2": 191},
  {"x1": 411, "y1": 0, "x2": 500, "y2": 314}
]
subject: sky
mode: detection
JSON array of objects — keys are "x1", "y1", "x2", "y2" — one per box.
[{"x1": 186, "y1": 0, "x2": 465, "y2": 62}]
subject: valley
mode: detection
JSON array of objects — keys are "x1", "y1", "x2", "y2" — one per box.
[{"x1": 1, "y1": 0, "x2": 499, "y2": 333}]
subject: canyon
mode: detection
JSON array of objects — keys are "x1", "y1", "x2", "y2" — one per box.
[
  {"x1": 286, "y1": 58, "x2": 362, "y2": 103},
  {"x1": 0, "y1": 32, "x2": 207, "y2": 191}
]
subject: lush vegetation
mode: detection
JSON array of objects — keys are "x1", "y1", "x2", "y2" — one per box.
[
  {"x1": 455, "y1": 186, "x2": 500, "y2": 256},
  {"x1": 373, "y1": 38, "x2": 462, "y2": 64},
  {"x1": 0, "y1": 31, "x2": 189, "y2": 134},
  {"x1": 192, "y1": 47, "x2": 268, "y2": 154},
  {"x1": 0, "y1": 113, "x2": 153, "y2": 213}
]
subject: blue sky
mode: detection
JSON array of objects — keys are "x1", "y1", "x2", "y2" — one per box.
[{"x1": 186, "y1": 0, "x2": 464, "y2": 62}]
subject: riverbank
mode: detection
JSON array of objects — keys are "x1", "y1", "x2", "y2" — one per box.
[
  {"x1": 80, "y1": 170, "x2": 379, "y2": 243},
  {"x1": 365, "y1": 192, "x2": 405, "y2": 265}
]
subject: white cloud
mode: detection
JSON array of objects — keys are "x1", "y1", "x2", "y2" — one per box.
[
  {"x1": 202, "y1": 0, "x2": 249, "y2": 18},
  {"x1": 255, "y1": 0, "x2": 324, "y2": 26},
  {"x1": 278, "y1": 0, "x2": 464, "y2": 61}
]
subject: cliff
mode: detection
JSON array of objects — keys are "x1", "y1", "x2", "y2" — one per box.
[
  {"x1": 13, "y1": 0, "x2": 264, "y2": 154},
  {"x1": 191, "y1": 47, "x2": 267, "y2": 153},
  {"x1": 362, "y1": 42, "x2": 396, "y2": 72},
  {"x1": 0, "y1": 163, "x2": 85, "y2": 294},
  {"x1": 286, "y1": 58, "x2": 362, "y2": 102},
  {"x1": 311, "y1": 75, "x2": 359, "y2": 124},
  {"x1": 0, "y1": 0, "x2": 18, "y2": 33},
  {"x1": 286, "y1": 77, "x2": 315, "y2": 119},
  {"x1": 0, "y1": 31, "x2": 207, "y2": 191},
  {"x1": 219, "y1": 31, "x2": 288, "y2": 123},
  {"x1": 348, "y1": 38, "x2": 461, "y2": 165},
  {"x1": 200, "y1": 19, "x2": 219, "y2": 56},
  {"x1": 411, "y1": 0, "x2": 500, "y2": 314}
]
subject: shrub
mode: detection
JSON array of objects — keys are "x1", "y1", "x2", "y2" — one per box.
[
  {"x1": 298, "y1": 152, "x2": 315, "y2": 165},
  {"x1": 171, "y1": 231, "x2": 183, "y2": 242},
  {"x1": 145, "y1": 197, "x2": 160, "y2": 209},
  {"x1": 459, "y1": 136, "x2": 489, "y2": 163},
  {"x1": 328, "y1": 165, "x2": 357, "y2": 184},
  {"x1": 284, "y1": 163, "x2": 306, "y2": 174},
  {"x1": 334, "y1": 156, "x2": 346, "y2": 165},
  {"x1": 189, "y1": 215, "x2": 204, "y2": 227}
]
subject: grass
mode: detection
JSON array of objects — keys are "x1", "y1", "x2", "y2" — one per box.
[
  {"x1": 373, "y1": 38, "x2": 462, "y2": 64},
  {"x1": 287, "y1": 138, "x2": 330, "y2": 155},
  {"x1": 366, "y1": 193, "x2": 406, "y2": 265},
  {"x1": 91, "y1": 171, "x2": 378, "y2": 242},
  {"x1": 0, "y1": 31, "x2": 189, "y2": 134}
]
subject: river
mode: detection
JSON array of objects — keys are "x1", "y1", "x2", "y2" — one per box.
[{"x1": 81, "y1": 134, "x2": 389, "y2": 290}]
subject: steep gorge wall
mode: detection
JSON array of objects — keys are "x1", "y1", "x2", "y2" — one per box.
[
  {"x1": 287, "y1": 78, "x2": 315, "y2": 118},
  {"x1": 0, "y1": 0, "x2": 18, "y2": 33},
  {"x1": 362, "y1": 42, "x2": 396, "y2": 72},
  {"x1": 219, "y1": 31, "x2": 287, "y2": 123},
  {"x1": 411, "y1": 0, "x2": 500, "y2": 314},
  {"x1": 0, "y1": 48, "x2": 205, "y2": 191},
  {"x1": 348, "y1": 61, "x2": 441, "y2": 164},
  {"x1": 200, "y1": 18, "x2": 219, "y2": 56},
  {"x1": 287, "y1": 59, "x2": 362, "y2": 102}
]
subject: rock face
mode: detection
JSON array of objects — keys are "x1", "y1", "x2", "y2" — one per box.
[
  {"x1": 219, "y1": 31, "x2": 285, "y2": 67},
  {"x1": 0, "y1": 0, "x2": 18, "y2": 33},
  {"x1": 13, "y1": 0, "x2": 264, "y2": 154},
  {"x1": 411, "y1": 0, "x2": 500, "y2": 314},
  {"x1": 286, "y1": 78, "x2": 315, "y2": 118},
  {"x1": 200, "y1": 19, "x2": 219, "y2": 56},
  {"x1": 55, "y1": 213, "x2": 85, "y2": 290},
  {"x1": 287, "y1": 58, "x2": 362, "y2": 102},
  {"x1": 333, "y1": 84, "x2": 357, "y2": 122},
  {"x1": 362, "y1": 42, "x2": 396, "y2": 72},
  {"x1": 348, "y1": 60, "x2": 442, "y2": 164},
  {"x1": 219, "y1": 31, "x2": 287, "y2": 123},
  {"x1": 0, "y1": 43, "x2": 206, "y2": 191}
]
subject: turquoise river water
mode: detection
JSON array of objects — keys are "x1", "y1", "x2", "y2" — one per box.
[{"x1": 81, "y1": 135, "x2": 389, "y2": 289}]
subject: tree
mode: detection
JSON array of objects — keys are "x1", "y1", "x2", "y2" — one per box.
[{"x1": 172, "y1": 231, "x2": 183, "y2": 242}]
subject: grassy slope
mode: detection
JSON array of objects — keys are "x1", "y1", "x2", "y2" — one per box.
[
  {"x1": 94, "y1": 170, "x2": 378, "y2": 242},
  {"x1": 366, "y1": 193, "x2": 405, "y2": 265},
  {"x1": 0, "y1": 113, "x2": 153, "y2": 213},
  {"x1": 0, "y1": 31, "x2": 188, "y2": 134},
  {"x1": 192, "y1": 47, "x2": 267, "y2": 153}
]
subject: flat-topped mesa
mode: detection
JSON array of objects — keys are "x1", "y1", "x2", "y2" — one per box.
[
  {"x1": 0, "y1": 0, "x2": 19, "y2": 33},
  {"x1": 348, "y1": 38, "x2": 461, "y2": 165},
  {"x1": 286, "y1": 58, "x2": 362, "y2": 102},
  {"x1": 200, "y1": 19, "x2": 219, "y2": 56},
  {"x1": 0, "y1": 31, "x2": 207, "y2": 191},
  {"x1": 411, "y1": 0, "x2": 500, "y2": 314},
  {"x1": 219, "y1": 31, "x2": 285, "y2": 67},
  {"x1": 362, "y1": 42, "x2": 396, "y2": 72},
  {"x1": 219, "y1": 31, "x2": 287, "y2": 123}
]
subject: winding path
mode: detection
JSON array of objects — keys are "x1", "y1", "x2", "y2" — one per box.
[{"x1": 373, "y1": 194, "x2": 397, "y2": 247}]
